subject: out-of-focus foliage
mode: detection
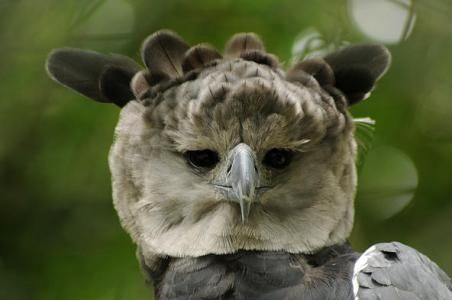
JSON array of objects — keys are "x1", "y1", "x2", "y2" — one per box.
[{"x1": 1, "y1": 0, "x2": 451, "y2": 299}]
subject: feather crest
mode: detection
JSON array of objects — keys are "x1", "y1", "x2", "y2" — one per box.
[
  {"x1": 141, "y1": 30, "x2": 190, "y2": 79},
  {"x1": 46, "y1": 48, "x2": 140, "y2": 104},
  {"x1": 182, "y1": 44, "x2": 222, "y2": 73},
  {"x1": 324, "y1": 44, "x2": 391, "y2": 80},
  {"x1": 224, "y1": 32, "x2": 265, "y2": 58},
  {"x1": 287, "y1": 58, "x2": 335, "y2": 86},
  {"x1": 239, "y1": 50, "x2": 279, "y2": 68},
  {"x1": 130, "y1": 70, "x2": 151, "y2": 100},
  {"x1": 99, "y1": 65, "x2": 137, "y2": 107},
  {"x1": 323, "y1": 44, "x2": 390, "y2": 105}
]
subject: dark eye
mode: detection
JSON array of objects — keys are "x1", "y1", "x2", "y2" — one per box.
[
  {"x1": 263, "y1": 149, "x2": 293, "y2": 169},
  {"x1": 184, "y1": 150, "x2": 219, "y2": 169}
]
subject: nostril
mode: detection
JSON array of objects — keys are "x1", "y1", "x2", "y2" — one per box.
[
  {"x1": 254, "y1": 165, "x2": 258, "y2": 174},
  {"x1": 227, "y1": 164, "x2": 232, "y2": 173}
]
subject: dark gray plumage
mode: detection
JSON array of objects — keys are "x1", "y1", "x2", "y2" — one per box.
[
  {"x1": 142, "y1": 243, "x2": 359, "y2": 300},
  {"x1": 45, "y1": 30, "x2": 451, "y2": 300},
  {"x1": 353, "y1": 242, "x2": 452, "y2": 300}
]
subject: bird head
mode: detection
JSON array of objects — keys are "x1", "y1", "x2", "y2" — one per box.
[{"x1": 46, "y1": 30, "x2": 390, "y2": 259}]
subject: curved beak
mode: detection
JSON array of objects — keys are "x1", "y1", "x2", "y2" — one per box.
[{"x1": 215, "y1": 143, "x2": 258, "y2": 223}]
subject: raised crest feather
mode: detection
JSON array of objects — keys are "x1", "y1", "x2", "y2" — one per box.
[
  {"x1": 288, "y1": 58, "x2": 335, "y2": 86},
  {"x1": 323, "y1": 44, "x2": 391, "y2": 105},
  {"x1": 46, "y1": 31, "x2": 391, "y2": 108},
  {"x1": 240, "y1": 50, "x2": 279, "y2": 68},
  {"x1": 287, "y1": 44, "x2": 391, "y2": 106},
  {"x1": 141, "y1": 30, "x2": 190, "y2": 79},
  {"x1": 182, "y1": 44, "x2": 222, "y2": 73},
  {"x1": 99, "y1": 65, "x2": 137, "y2": 107},
  {"x1": 224, "y1": 32, "x2": 265, "y2": 58},
  {"x1": 46, "y1": 48, "x2": 140, "y2": 105},
  {"x1": 324, "y1": 44, "x2": 391, "y2": 81},
  {"x1": 130, "y1": 70, "x2": 151, "y2": 100}
]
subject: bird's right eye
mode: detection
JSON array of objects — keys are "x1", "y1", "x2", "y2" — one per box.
[{"x1": 184, "y1": 150, "x2": 220, "y2": 170}]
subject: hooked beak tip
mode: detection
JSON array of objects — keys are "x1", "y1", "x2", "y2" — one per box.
[
  {"x1": 240, "y1": 198, "x2": 251, "y2": 223},
  {"x1": 217, "y1": 143, "x2": 259, "y2": 224}
]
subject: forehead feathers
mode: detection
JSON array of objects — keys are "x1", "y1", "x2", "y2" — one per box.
[
  {"x1": 148, "y1": 60, "x2": 347, "y2": 155},
  {"x1": 136, "y1": 31, "x2": 349, "y2": 154}
]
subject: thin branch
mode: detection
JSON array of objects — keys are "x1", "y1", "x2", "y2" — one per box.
[
  {"x1": 401, "y1": 0, "x2": 416, "y2": 41},
  {"x1": 71, "y1": 33, "x2": 132, "y2": 41},
  {"x1": 69, "y1": 0, "x2": 107, "y2": 32}
]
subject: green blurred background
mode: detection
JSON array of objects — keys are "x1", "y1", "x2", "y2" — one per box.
[{"x1": 1, "y1": 0, "x2": 451, "y2": 299}]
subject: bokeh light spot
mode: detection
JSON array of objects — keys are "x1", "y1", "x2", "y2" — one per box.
[
  {"x1": 348, "y1": 0, "x2": 416, "y2": 44},
  {"x1": 357, "y1": 145, "x2": 418, "y2": 219}
]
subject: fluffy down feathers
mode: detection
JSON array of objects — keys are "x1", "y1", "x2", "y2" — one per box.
[{"x1": 110, "y1": 59, "x2": 356, "y2": 257}]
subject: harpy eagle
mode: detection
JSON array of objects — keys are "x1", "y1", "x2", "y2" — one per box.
[{"x1": 46, "y1": 30, "x2": 452, "y2": 299}]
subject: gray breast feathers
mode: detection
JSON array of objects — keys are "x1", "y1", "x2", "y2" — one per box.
[
  {"x1": 353, "y1": 242, "x2": 452, "y2": 300},
  {"x1": 140, "y1": 243, "x2": 360, "y2": 300}
]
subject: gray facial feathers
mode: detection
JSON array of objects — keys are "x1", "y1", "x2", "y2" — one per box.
[
  {"x1": 46, "y1": 29, "x2": 391, "y2": 260},
  {"x1": 109, "y1": 58, "x2": 356, "y2": 257},
  {"x1": 105, "y1": 31, "x2": 392, "y2": 258}
]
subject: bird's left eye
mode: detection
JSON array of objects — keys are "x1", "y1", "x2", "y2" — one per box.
[
  {"x1": 263, "y1": 148, "x2": 293, "y2": 169},
  {"x1": 184, "y1": 150, "x2": 219, "y2": 170}
]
